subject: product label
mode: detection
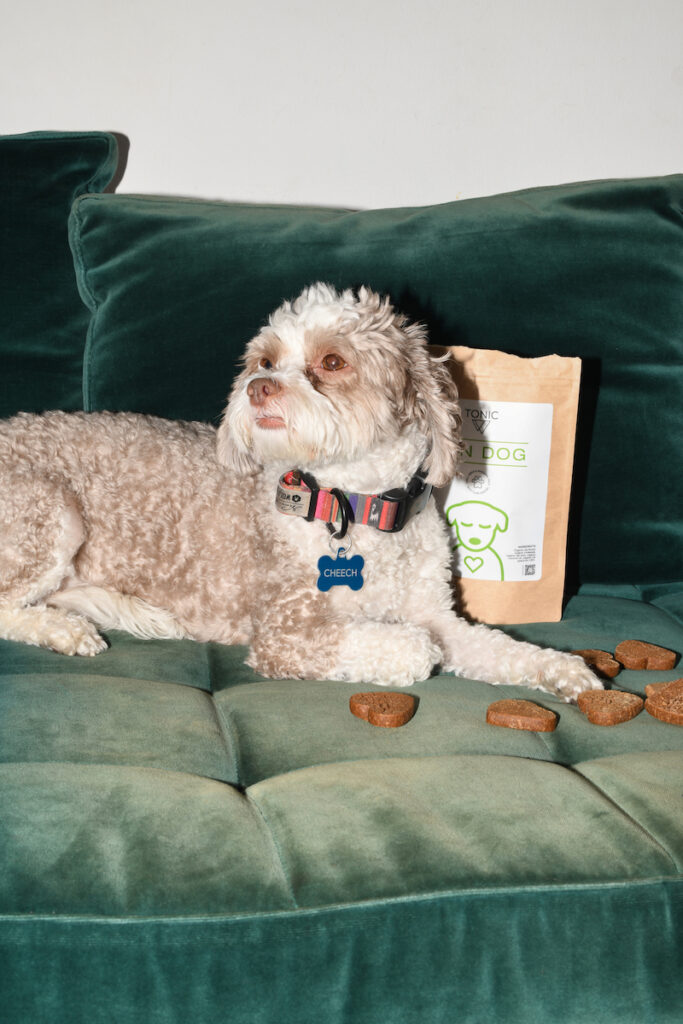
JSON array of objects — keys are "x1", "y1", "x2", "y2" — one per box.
[{"x1": 443, "y1": 399, "x2": 553, "y2": 582}]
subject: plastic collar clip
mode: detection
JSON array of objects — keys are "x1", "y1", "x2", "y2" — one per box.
[{"x1": 380, "y1": 474, "x2": 432, "y2": 534}]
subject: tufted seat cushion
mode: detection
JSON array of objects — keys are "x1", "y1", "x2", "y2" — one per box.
[
  {"x1": 2, "y1": 590, "x2": 682, "y2": 1021},
  {"x1": 2, "y1": 592, "x2": 682, "y2": 791}
]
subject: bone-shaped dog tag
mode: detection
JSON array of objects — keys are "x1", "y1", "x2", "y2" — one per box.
[{"x1": 317, "y1": 549, "x2": 364, "y2": 591}]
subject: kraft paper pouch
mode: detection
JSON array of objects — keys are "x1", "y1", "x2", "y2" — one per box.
[{"x1": 437, "y1": 346, "x2": 581, "y2": 625}]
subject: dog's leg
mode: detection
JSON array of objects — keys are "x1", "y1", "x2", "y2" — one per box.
[
  {"x1": 249, "y1": 586, "x2": 601, "y2": 697},
  {"x1": 0, "y1": 603, "x2": 108, "y2": 657},
  {"x1": 246, "y1": 575, "x2": 441, "y2": 686},
  {"x1": 249, "y1": 613, "x2": 440, "y2": 687},
  {"x1": 327, "y1": 609, "x2": 600, "y2": 697},
  {"x1": 0, "y1": 472, "x2": 107, "y2": 656},
  {"x1": 436, "y1": 613, "x2": 602, "y2": 702},
  {"x1": 332, "y1": 619, "x2": 441, "y2": 687},
  {"x1": 389, "y1": 554, "x2": 601, "y2": 701},
  {"x1": 413, "y1": 603, "x2": 603, "y2": 703}
]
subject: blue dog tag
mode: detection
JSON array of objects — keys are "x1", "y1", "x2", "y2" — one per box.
[{"x1": 317, "y1": 549, "x2": 365, "y2": 591}]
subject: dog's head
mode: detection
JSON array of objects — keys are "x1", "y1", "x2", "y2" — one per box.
[
  {"x1": 217, "y1": 283, "x2": 461, "y2": 486},
  {"x1": 447, "y1": 500, "x2": 509, "y2": 552}
]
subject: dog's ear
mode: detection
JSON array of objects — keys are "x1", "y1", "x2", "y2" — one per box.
[
  {"x1": 354, "y1": 288, "x2": 462, "y2": 488},
  {"x1": 493, "y1": 506, "x2": 509, "y2": 533},
  {"x1": 405, "y1": 345, "x2": 462, "y2": 486},
  {"x1": 215, "y1": 376, "x2": 263, "y2": 475}
]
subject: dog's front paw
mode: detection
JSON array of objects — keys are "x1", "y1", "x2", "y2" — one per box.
[
  {"x1": 44, "y1": 610, "x2": 108, "y2": 657},
  {"x1": 532, "y1": 649, "x2": 604, "y2": 703},
  {"x1": 335, "y1": 621, "x2": 441, "y2": 688},
  {"x1": 0, "y1": 605, "x2": 109, "y2": 657}
]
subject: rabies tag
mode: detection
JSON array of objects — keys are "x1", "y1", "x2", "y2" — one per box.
[{"x1": 317, "y1": 549, "x2": 365, "y2": 592}]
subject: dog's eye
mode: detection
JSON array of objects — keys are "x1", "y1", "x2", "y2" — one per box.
[
  {"x1": 259, "y1": 357, "x2": 274, "y2": 370},
  {"x1": 321, "y1": 354, "x2": 347, "y2": 372}
]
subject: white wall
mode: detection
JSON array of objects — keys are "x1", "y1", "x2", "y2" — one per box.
[{"x1": 2, "y1": 0, "x2": 682, "y2": 208}]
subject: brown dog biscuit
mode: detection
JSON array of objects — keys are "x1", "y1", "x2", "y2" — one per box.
[
  {"x1": 614, "y1": 640, "x2": 677, "y2": 671},
  {"x1": 645, "y1": 679, "x2": 683, "y2": 726},
  {"x1": 576, "y1": 690, "x2": 644, "y2": 725},
  {"x1": 485, "y1": 699, "x2": 558, "y2": 732},
  {"x1": 572, "y1": 649, "x2": 621, "y2": 679},
  {"x1": 349, "y1": 691, "x2": 417, "y2": 728},
  {"x1": 644, "y1": 679, "x2": 680, "y2": 698}
]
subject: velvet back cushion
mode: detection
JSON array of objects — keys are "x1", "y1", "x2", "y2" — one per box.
[
  {"x1": 68, "y1": 178, "x2": 683, "y2": 587},
  {"x1": 0, "y1": 131, "x2": 118, "y2": 418}
]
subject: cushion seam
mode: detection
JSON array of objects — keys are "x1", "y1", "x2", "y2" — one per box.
[
  {"x1": 65, "y1": 134, "x2": 118, "y2": 211},
  {"x1": 244, "y1": 752, "x2": 562, "y2": 787},
  {"x1": 82, "y1": 133, "x2": 118, "y2": 195},
  {"x1": 209, "y1": 698, "x2": 242, "y2": 787},
  {"x1": 64, "y1": 173, "x2": 683, "y2": 214},
  {"x1": 245, "y1": 793, "x2": 299, "y2": 910},
  {"x1": 68, "y1": 198, "x2": 97, "y2": 311},
  {"x1": 0, "y1": 876, "x2": 679, "y2": 926},
  {"x1": 649, "y1": 597, "x2": 683, "y2": 630},
  {"x1": 569, "y1": 764, "x2": 680, "y2": 871},
  {"x1": 238, "y1": 746, "x2": 559, "y2": 788}
]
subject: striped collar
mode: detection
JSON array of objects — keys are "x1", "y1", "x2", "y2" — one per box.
[{"x1": 275, "y1": 468, "x2": 431, "y2": 537}]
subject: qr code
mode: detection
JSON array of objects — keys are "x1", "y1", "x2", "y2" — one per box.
[{"x1": 524, "y1": 564, "x2": 536, "y2": 576}]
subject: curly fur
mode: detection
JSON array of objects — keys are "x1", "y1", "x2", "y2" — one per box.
[{"x1": 0, "y1": 284, "x2": 602, "y2": 701}]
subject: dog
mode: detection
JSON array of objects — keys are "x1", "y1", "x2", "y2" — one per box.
[{"x1": 0, "y1": 283, "x2": 602, "y2": 701}]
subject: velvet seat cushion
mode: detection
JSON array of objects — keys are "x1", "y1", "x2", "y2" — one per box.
[
  {"x1": 2, "y1": 590, "x2": 682, "y2": 789},
  {"x1": 0, "y1": 132, "x2": 118, "y2": 418},
  {"x1": 2, "y1": 590, "x2": 682, "y2": 1022},
  {"x1": 1, "y1": 752, "x2": 679, "y2": 918},
  {"x1": 68, "y1": 178, "x2": 683, "y2": 587}
]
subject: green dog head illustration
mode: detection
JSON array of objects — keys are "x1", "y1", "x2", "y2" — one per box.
[{"x1": 446, "y1": 500, "x2": 508, "y2": 553}]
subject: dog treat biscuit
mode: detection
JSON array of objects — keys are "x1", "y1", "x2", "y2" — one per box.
[
  {"x1": 644, "y1": 680, "x2": 676, "y2": 698},
  {"x1": 485, "y1": 699, "x2": 558, "y2": 732},
  {"x1": 349, "y1": 692, "x2": 417, "y2": 728},
  {"x1": 614, "y1": 640, "x2": 677, "y2": 671},
  {"x1": 576, "y1": 690, "x2": 644, "y2": 725},
  {"x1": 572, "y1": 649, "x2": 621, "y2": 679},
  {"x1": 645, "y1": 679, "x2": 683, "y2": 726}
]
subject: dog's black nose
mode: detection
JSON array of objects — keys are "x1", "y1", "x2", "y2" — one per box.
[{"x1": 247, "y1": 377, "x2": 282, "y2": 406}]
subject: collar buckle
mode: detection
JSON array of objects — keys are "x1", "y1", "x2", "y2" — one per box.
[{"x1": 379, "y1": 474, "x2": 432, "y2": 533}]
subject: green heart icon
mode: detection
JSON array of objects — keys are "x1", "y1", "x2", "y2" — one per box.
[{"x1": 464, "y1": 556, "x2": 484, "y2": 573}]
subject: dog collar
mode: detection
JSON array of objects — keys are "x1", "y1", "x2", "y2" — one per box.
[{"x1": 275, "y1": 469, "x2": 432, "y2": 536}]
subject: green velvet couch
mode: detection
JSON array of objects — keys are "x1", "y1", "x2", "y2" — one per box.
[{"x1": 1, "y1": 131, "x2": 682, "y2": 1024}]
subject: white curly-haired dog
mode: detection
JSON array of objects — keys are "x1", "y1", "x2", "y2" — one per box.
[{"x1": 0, "y1": 283, "x2": 601, "y2": 701}]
